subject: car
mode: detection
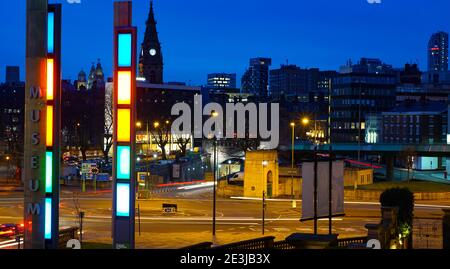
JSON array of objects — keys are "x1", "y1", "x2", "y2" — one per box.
[{"x1": 0, "y1": 224, "x2": 23, "y2": 238}]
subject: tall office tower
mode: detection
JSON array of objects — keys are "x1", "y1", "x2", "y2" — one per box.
[
  {"x1": 139, "y1": 1, "x2": 164, "y2": 84},
  {"x1": 241, "y1": 57, "x2": 272, "y2": 96},
  {"x1": 428, "y1": 31, "x2": 449, "y2": 72}
]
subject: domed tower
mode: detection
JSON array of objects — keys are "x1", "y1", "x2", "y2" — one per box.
[
  {"x1": 77, "y1": 69, "x2": 87, "y2": 90},
  {"x1": 87, "y1": 63, "x2": 96, "y2": 90},
  {"x1": 139, "y1": 0, "x2": 163, "y2": 84}
]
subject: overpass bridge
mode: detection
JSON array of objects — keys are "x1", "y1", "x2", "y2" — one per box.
[
  {"x1": 292, "y1": 143, "x2": 450, "y2": 157},
  {"x1": 288, "y1": 142, "x2": 450, "y2": 181}
]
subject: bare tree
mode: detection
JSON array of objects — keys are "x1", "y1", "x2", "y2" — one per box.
[
  {"x1": 151, "y1": 120, "x2": 171, "y2": 160},
  {"x1": 175, "y1": 135, "x2": 191, "y2": 156},
  {"x1": 102, "y1": 88, "x2": 113, "y2": 163}
]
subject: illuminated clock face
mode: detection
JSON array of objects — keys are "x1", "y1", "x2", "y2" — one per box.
[{"x1": 149, "y1": 49, "x2": 157, "y2": 56}]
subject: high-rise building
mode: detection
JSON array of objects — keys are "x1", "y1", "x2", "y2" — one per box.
[
  {"x1": 428, "y1": 31, "x2": 449, "y2": 72},
  {"x1": 269, "y1": 65, "x2": 337, "y2": 98},
  {"x1": 241, "y1": 57, "x2": 272, "y2": 96},
  {"x1": 207, "y1": 73, "x2": 236, "y2": 89},
  {"x1": 139, "y1": 1, "x2": 163, "y2": 84},
  {"x1": 5, "y1": 66, "x2": 20, "y2": 85},
  {"x1": 331, "y1": 58, "x2": 397, "y2": 143}
]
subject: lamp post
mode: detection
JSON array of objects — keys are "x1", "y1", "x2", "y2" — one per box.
[
  {"x1": 262, "y1": 160, "x2": 268, "y2": 235},
  {"x1": 290, "y1": 122, "x2": 296, "y2": 208},
  {"x1": 211, "y1": 111, "x2": 219, "y2": 241}
]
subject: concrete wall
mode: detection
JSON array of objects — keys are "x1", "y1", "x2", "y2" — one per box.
[
  {"x1": 344, "y1": 168, "x2": 373, "y2": 187},
  {"x1": 217, "y1": 180, "x2": 244, "y2": 197},
  {"x1": 244, "y1": 150, "x2": 279, "y2": 198},
  {"x1": 278, "y1": 177, "x2": 302, "y2": 197}
]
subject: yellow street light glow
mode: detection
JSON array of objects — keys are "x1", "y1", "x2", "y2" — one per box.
[
  {"x1": 302, "y1": 118, "x2": 310, "y2": 125},
  {"x1": 290, "y1": 122, "x2": 295, "y2": 127},
  {"x1": 136, "y1": 121, "x2": 142, "y2": 128},
  {"x1": 118, "y1": 71, "x2": 131, "y2": 105},
  {"x1": 212, "y1": 111, "x2": 219, "y2": 117},
  {"x1": 46, "y1": 106, "x2": 53, "y2": 147},
  {"x1": 153, "y1": 121, "x2": 160, "y2": 128},
  {"x1": 46, "y1": 58, "x2": 54, "y2": 101},
  {"x1": 6, "y1": 156, "x2": 10, "y2": 161},
  {"x1": 117, "y1": 109, "x2": 131, "y2": 142}
]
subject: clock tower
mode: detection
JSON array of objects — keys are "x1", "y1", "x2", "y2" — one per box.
[{"x1": 139, "y1": 1, "x2": 163, "y2": 84}]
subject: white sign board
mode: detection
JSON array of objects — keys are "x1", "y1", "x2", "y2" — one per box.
[
  {"x1": 173, "y1": 164, "x2": 180, "y2": 179},
  {"x1": 302, "y1": 160, "x2": 344, "y2": 220}
]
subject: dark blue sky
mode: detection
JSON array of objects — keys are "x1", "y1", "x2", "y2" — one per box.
[{"x1": 1, "y1": 0, "x2": 449, "y2": 86}]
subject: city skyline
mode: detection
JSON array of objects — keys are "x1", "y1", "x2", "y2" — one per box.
[{"x1": 1, "y1": 0, "x2": 449, "y2": 86}]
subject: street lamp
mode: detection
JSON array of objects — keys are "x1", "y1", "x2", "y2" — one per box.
[
  {"x1": 290, "y1": 122, "x2": 296, "y2": 208},
  {"x1": 261, "y1": 160, "x2": 268, "y2": 235},
  {"x1": 211, "y1": 111, "x2": 219, "y2": 240},
  {"x1": 136, "y1": 121, "x2": 142, "y2": 128}
]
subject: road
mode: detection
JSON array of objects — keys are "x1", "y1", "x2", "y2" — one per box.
[{"x1": 0, "y1": 186, "x2": 448, "y2": 248}]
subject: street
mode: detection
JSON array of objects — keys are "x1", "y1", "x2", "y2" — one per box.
[{"x1": 0, "y1": 186, "x2": 448, "y2": 249}]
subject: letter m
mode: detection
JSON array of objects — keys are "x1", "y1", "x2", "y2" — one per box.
[
  {"x1": 30, "y1": 87, "x2": 41, "y2": 99},
  {"x1": 27, "y1": 203, "x2": 41, "y2": 215}
]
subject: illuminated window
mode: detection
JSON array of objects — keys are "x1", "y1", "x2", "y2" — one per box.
[
  {"x1": 118, "y1": 33, "x2": 132, "y2": 67},
  {"x1": 46, "y1": 106, "x2": 53, "y2": 147},
  {"x1": 44, "y1": 198, "x2": 52, "y2": 239},
  {"x1": 116, "y1": 183, "x2": 130, "y2": 217},
  {"x1": 117, "y1": 109, "x2": 131, "y2": 142},
  {"x1": 117, "y1": 146, "x2": 131, "y2": 179},
  {"x1": 118, "y1": 71, "x2": 131, "y2": 105},
  {"x1": 45, "y1": 152, "x2": 53, "y2": 193},
  {"x1": 47, "y1": 59, "x2": 54, "y2": 101}
]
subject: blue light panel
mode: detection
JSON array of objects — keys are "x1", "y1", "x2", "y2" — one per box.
[
  {"x1": 118, "y1": 33, "x2": 132, "y2": 67},
  {"x1": 117, "y1": 146, "x2": 131, "y2": 179},
  {"x1": 45, "y1": 198, "x2": 52, "y2": 239},
  {"x1": 116, "y1": 183, "x2": 130, "y2": 217},
  {"x1": 47, "y1": 12, "x2": 54, "y2": 54}
]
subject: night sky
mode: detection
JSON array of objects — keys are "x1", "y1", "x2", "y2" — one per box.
[{"x1": 1, "y1": 0, "x2": 449, "y2": 86}]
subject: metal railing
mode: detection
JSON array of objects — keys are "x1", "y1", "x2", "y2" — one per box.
[
  {"x1": 58, "y1": 227, "x2": 79, "y2": 249},
  {"x1": 337, "y1": 236, "x2": 368, "y2": 248},
  {"x1": 272, "y1": 240, "x2": 296, "y2": 250},
  {"x1": 213, "y1": 236, "x2": 275, "y2": 250}
]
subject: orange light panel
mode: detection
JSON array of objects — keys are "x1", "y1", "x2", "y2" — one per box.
[
  {"x1": 118, "y1": 71, "x2": 131, "y2": 105},
  {"x1": 117, "y1": 109, "x2": 131, "y2": 142},
  {"x1": 46, "y1": 106, "x2": 53, "y2": 147},
  {"x1": 46, "y1": 59, "x2": 54, "y2": 101}
]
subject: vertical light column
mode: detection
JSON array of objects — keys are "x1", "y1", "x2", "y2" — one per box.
[
  {"x1": 44, "y1": 4, "x2": 61, "y2": 248},
  {"x1": 112, "y1": 1, "x2": 137, "y2": 249}
]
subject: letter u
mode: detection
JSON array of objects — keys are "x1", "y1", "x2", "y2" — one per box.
[{"x1": 29, "y1": 179, "x2": 39, "y2": 192}]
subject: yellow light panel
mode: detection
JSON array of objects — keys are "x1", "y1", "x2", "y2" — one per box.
[
  {"x1": 47, "y1": 59, "x2": 54, "y2": 101},
  {"x1": 46, "y1": 106, "x2": 53, "y2": 147},
  {"x1": 117, "y1": 109, "x2": 131, "y2": 142},
  {"x1": 118, "y1": 71, "x2": 131, "y2": 105}
]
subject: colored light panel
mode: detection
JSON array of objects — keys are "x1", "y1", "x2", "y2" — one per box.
[
  {"x1": 116, "y1": 183, "x2": 130, "y2": 217},
  {"x1": 46, "y1": 106, "x2": 53, "y2": 147},
  {"x1": 117, "y1": 109, "x2": 131, "y2": 142},
  {"x1": 44, "y1": 198, "x2": 52, "y2": 239},
  {"x1": 47, "y1": 12, "x2": 54, "y2": 54},
  {"x1": 45, "y1": 152, "x2": 53, "y2": 193},
  {"x1": 46, "y1": 59, "x2": 54, "y2": 101},
  {"x1": 118, "y1": 71, "x2": 131, "y2": 105},
  {"x1": 118, "y1": 33, "x2": 132, "y2": 67},
  {"x1": 117, "y1": 146, "x2": 131, "y2": 179}
]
